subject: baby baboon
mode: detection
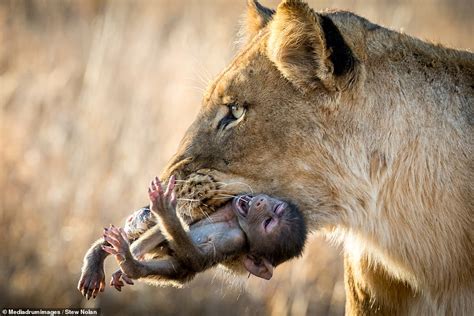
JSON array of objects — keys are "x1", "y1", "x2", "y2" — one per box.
[
  {"x1": 103, "y1": 177, "x2": 307, "y2": 285},
  {"x1": 78, "y1": 177, "x2": 307, "y2": 299}
]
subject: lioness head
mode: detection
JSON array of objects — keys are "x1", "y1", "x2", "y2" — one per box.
[{"x1": 162, "y1": 0, "x2": 371, "y2": 227}]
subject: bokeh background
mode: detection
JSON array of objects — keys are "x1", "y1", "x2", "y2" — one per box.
[{"x1": 1, "y1": 0, "x2": 472, "y2": 315}]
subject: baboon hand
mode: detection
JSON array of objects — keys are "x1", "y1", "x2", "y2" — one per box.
[
  {"x1": 148, "y1": 175, "x2": 177, "y2": 217},
  {"x1": 110, "y1": 269, "x2": 134, "y2": 292},
  {"x1": 77, "y1": 265, "x2": 105, "y2": 300},
  {"x1": 102, "y1": 225, "x2": 131, "y2": 263},
  {"x1": 102, "y1": 225, "x2": 142, "y2": 279}
]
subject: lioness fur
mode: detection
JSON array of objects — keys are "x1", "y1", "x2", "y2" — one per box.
[{"x1": 160, "y1": 1, "x2": 474, "y2": 314}]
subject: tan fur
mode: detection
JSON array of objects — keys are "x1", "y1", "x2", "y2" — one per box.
[{"x1": 161, "y1": 1, "x2": 474, "y2": 314}]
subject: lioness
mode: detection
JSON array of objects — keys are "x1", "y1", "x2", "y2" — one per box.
[{"x1": 157, "y1": 0, "x2": 473, "y2": 314}]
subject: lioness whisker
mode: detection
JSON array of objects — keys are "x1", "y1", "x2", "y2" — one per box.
[
  {"x1": 177, "y1": 198, "x2": 200, "y2": 202},
  {"x1": 214, "y1": 194, "x2": 252, "y2": 203},
  {"x1": 212, "y1": 196, "x2": 237, "y2": 200},
  {"x1": 216, "y1": 181, "x2": 254, "y2": 194},
  {"x1": 185, "y1": 204, "x2": 193, "y2": 220},
  {"x1": 198, "y1": 206, "x2": 213, "y2": 223},
  {"x1": 208, "y1": 189, "x2": 231, "y2": 193},
  {"x1": 215, "y1": 193, "x2": 239, "y2": 198},
  {"x1": 183, "y1": 84, "x2": 207, "y2": 94}
]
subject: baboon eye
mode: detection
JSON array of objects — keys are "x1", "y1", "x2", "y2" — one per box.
[
  {"x1": 263, "y1": 217, "x2": 272, "y2": 230},
  {"x1": 217, "y1": 102, "x2": 247, "y2": 130}
]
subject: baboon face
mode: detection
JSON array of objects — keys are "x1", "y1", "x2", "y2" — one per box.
[{"x1": 233, "y1": 194, "x2": 307, "y2": 267}]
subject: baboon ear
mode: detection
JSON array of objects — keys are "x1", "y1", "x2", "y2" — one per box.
[
  {"x1": 267, "y1": 0, "x2": 354, "y2": 92},
  {"x1": 243, "y1": 255, "x2": 274, "y2": 280},
  {"x1": 245, "y1": 0, "x2": 274, "y2": 38}
]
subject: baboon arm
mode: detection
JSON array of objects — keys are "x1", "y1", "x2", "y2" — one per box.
[
  {"x1": 118, "y1": 253, "x2": 195, "y2": 282},
  {"x1": 129, "y1": 225, "x2": 167, "y2": 258},
  {"x1": 155, "y1": 206, "x2": 207, "y2": 272},
  {"x1": 139, "y1": 257, "x2": 193, "y2": 280},
  {"x1": 78, "y1": 238, "x2": 110, "y2": 299},
  {"x1": 82, "y1": 238, "x2": 109, "y2": 269}
]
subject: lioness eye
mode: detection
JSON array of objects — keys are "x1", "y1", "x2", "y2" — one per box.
[
  {"x1": 231, "y1": 104, "x2": 245, "y2": 119},
  {"x1": 217, "y1": 102, "x2": 247, "y2": 130}
]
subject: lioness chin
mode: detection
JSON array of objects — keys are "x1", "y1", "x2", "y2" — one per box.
[{"x1": 158, "y1": 1, "x2": 473, "y2": 314}]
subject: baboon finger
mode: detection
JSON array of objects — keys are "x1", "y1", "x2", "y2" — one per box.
[
  {"x1": 105, "y1": 227, "x2": 121, "y2": 241},
  {"x1": 103, "y1": 229, "x2": 116, "y2": 238},
  {"x1": 92, "y1": 283, "x2": 99, "y2": 299},
  {"x1": 85, "y1": 281, "x2": 94, "y2": 300},
  {"x1": 165, "y1": 175, "x2": 176, "y2": 197},
  {"x1": 155, "y1": 176, "x2": 163, "y2": 193},
  {"x1": 101, "y1": 245, "x2": 118, "y2": 255},
  {"x1": 82, "y1": 278, "x2": 91, "y2": 297},
  {"x1": 99, "y1": 280, "x2": 105, "y2": 292},
  {"x1": 112, "y1": 281, "x2": 122, "y2": 292},
  {"x1": 78, "y1": 277, "x2": 85, "y2": 292},
  {"x1": 170, "y1": 190, "x2": 177, "y2": 207},
  {"x1": 91, "y1": 279, "x2": 98, "y2": 291},
  {"x1": 104, "y1": 235, "x2": 121, "y2": 248},
  {"x1": 111, "y1": 277, "x2": 123, "y2": 286},
  {"x1": 122, "y1": 274, "x2": 134, "y2": 285},
  {"x1": 87, "y1": 287, "x2": 94, "y2": 300},
  {"x1": 108, "y1": 225, "x2": 120, "y2": 235},
  {"x1": 119, "y1": 228, "x2": 128, "y2": 242}
]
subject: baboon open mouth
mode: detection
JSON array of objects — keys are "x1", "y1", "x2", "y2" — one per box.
[{"x1": 233, "y1": 194, "x2": 254, "y2": 217}]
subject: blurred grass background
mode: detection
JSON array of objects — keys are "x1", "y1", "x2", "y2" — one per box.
[{"x1": 0, "y1": 0, "x2": 472, "y2": 315}]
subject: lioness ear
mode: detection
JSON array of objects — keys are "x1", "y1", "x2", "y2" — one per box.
[
  {"x1": 267, "y1": 0, "x2": 354, "y2": 92},
  {"x1": 243, "y1": 255, "x2": 274, "y2": 280},
  {"x1": 245, "y1": 0, "x2": 274, "y2": 39}
]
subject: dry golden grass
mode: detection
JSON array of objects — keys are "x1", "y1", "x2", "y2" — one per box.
[{"x1": 0, "y1": 1, "x2": 472, "y2": 315}]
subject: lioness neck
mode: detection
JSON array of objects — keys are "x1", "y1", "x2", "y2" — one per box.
[
  {"x1": 339, "y1": 12, "x2": 472, "y2": 311},
  {"x1": 288, "y1": 12, "x2": 474, "y2": 313}
]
